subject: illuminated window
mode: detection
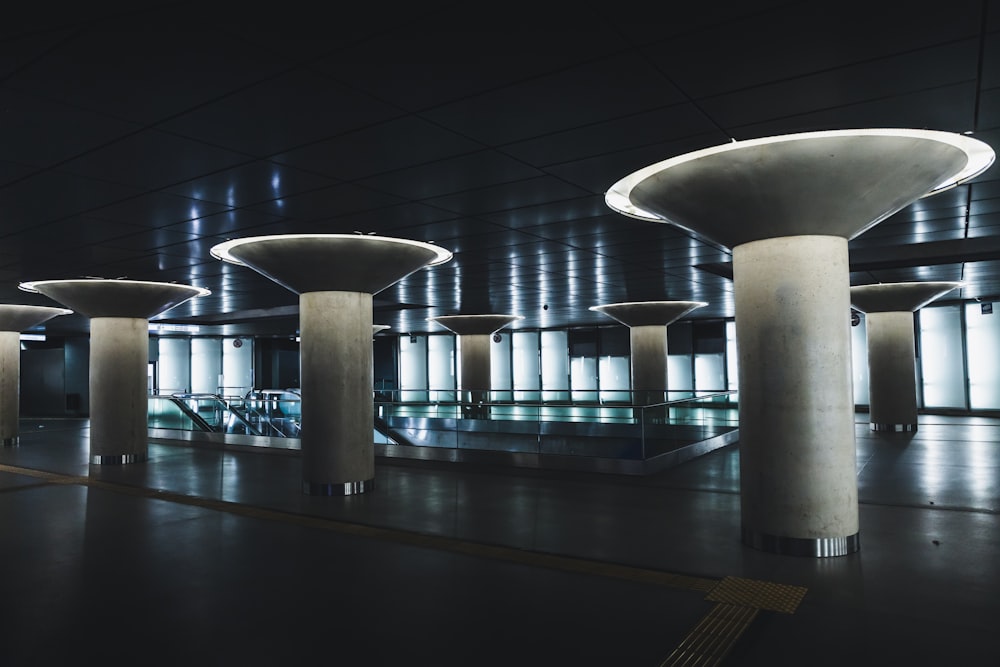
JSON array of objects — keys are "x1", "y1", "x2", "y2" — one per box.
[
  {"x1": 428, "y1": 334, "x2": 455, "y2": 402},
  {"x1": 222, "y1": 337, "x2": 253, "y2": 398},
  {"x1": 965, "y1": 302, "x2": 1000, "y2": 409},
  {"x1": 512, "y1": 331, "x2": 540, "y2": 402},
  {"x1": 157, "y1": 337, "x2": 190, "y2": 395},
  {"x1": 490, "y1": 333, "x2": 512, "y2": 402},
  {"x1": 191, "y1": 338, "x2": 222, "y2": 394},
  {"x1": 541, "y1": 330, "x2": 569, "y2": 401},
  {"x1": 726, "y1": 320, "x2": 738, "y2": 393},
  {"x1": 399, "y1": 334, "x2": 428, "y2": 402},
  {"x1": 851, "y1": 315, "x2": 869, "y2": 406},
  {"x1": 918, "y1": 305, "x2": 966, "y2": 409}
]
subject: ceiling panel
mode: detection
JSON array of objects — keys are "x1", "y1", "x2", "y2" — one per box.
[
  {"x1": 271, "y1": 116, "x2": 484, "y2": 182},
  {"x1": 0, "y1": 0, "x2": 996, "y2": 338},
  {"x1": 158, "y1": 69, "x2": 405, "y2": 157}
]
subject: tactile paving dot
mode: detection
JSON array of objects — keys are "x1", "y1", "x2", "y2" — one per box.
[{"x1": 705, "y1": 576, "x2": 808, "y2": 614}]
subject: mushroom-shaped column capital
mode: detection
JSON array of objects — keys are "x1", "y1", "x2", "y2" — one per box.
[
  {"x1": 606, "y1": 128, "x2": 994, "y2": 249},
  {"x1": 0, "y1": 304, "x2": 73, "y2": 331},
  {"x1": 210, "y1": 234, "x2": 452, "y2": 295},
  {"x1": 589, "y1": 301, "x2": 708, "y2": 327},
  {"x1": 18, "y1": 279, "x2": 209, "y2": 319},
  {"x1": 428, "y1": 314, "x2": 524, "y2": 336},
  {"x1": 850, "y1": 281, "x2": 963, "y2": 313}
]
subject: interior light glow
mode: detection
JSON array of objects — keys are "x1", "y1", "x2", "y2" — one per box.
[
  {"x1": 210, "y1": 233, "x2": 453, "y2": 267},
  {"x1": 149, "y1": 323, "x2": 201, "y2": 333}
]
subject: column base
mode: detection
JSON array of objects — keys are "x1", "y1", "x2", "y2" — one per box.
[
  {"x1": 871, "y1": 423, "x2": 917, "y2": 433},
  {"x1": 303, "y1": 478, "x2": 375, "y2": 496},
  {"x1": 2, "y1": 436, "x2": 18, "y2": 447},
  {"x1": 742, "y1": 527, "x2": 860, "y2": 557},
  {"x1": 90, "y1": 453, "x2": 147, "y2": 465}
]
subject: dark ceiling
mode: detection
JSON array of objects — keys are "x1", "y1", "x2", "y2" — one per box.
[{"x1": 4, "y1": 1, "x2": 1000, "y2": 338}]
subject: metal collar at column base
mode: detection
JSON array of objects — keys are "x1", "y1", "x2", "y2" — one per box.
[
  {"x1": 871, "y1": 423, "x2": 918, "y2": 433},
  {"x1": 90, "y1": 453, "x2": 147, "y2": 465},
  {"x1": 2, "y1": 436, "x2": 18, "y2": 447},
  {"x1": 302, "y1": 478, "x2": 375, "y2": 496},
  {"x1": 742, "y1": 527, "x2": 860, "y2": 557}
]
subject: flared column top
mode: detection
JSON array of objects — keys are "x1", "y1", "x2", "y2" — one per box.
[
  {"x1": 589, "y1": 300, "x2": 708, "y2": 327},
  {"x1": 850, "y1": 281, "x2": 963, "y2": 313},
  {"x1": 605, "y1": 129, "x2": 994, "y2": 249},
  {"x1": 373, "y1": 324, "x2": 391, "y2": 336},
  {"x1": 18, "y1": 279, "x2": 210, "y2": 319},
  {"x1": 210, "y1": 234, "x2": 453, "y2": 295},
  {"x1": 0, "y1": 304, "x2": 73, "y2": 331},
  {"x1": 428, "y1": 314, "x2": 524, "y2": 335}
]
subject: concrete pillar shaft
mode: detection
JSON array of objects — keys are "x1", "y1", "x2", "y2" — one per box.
[
  {"x1": 299, "y1": 291, "x2": 374, "y2": 494},
  {"x1": 0, "y1": 332, "x2": 20, "y2": 445},
  {"x1": 630, "y1": 324, "x2": 668, "y2": 408},
  {"x1": 458, "y1": 333, "x2": 492, "y2": 391},
  {"x1": 89, "y1": 317, "x2": 150, "y2": 463},
  {"x1": 733, "y1": 235, "x2": 859, "y2": 556},
  {"x1": 865, "y1": 310, "x2": 918, "y2": 428},
  {"x1": 630, "y1": 325, "x2": 668, "y2": 391}
]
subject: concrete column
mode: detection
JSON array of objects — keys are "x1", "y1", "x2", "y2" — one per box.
[
  {"x1": 89, "y1": 317, "x2": 151, "y2": 463},
  {"x1": 299, "y1": 291, "x2": 374, "y2": 495},
  {"x1": 458, "y1": 333, "x2": 491, "y2": 415},
  {"x1": 733, "y1": 235, "x2": 859, "y2": 557},
  {"x1": 428, "y1": 314, "x2": 523, "y2": 419},
  {"x1": 210, "y1": 233, "x2": 453, "y2": 496},
  {"x1": 589, "y1": 301, "x2": 707, "y2": 418},
  {"x1": 18, "y1": 279, "x2": 209, "y2": 466},
  {"x1": 604, "y1": 129, "x2": 993, "y2": 557},
  {"x1": 630, "y1": 324, "x2": 668, "y2": 404},
  {"x1": 866, "y1": 311, "x2": 919, "y2": 430},
  {"x1": 0, "y1": 332, "x2": 20, "y2": 445},
  {"x1": 0, "y1": 305, "x2": 73, "y2": 445},
  {"x1": 458, "y1": 333, "x2": 491, "y2": 391},
  {"x1": 850, "y1": 281, "x2": 961, "y2": 433}
]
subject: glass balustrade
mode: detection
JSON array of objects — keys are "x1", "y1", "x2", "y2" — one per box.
[{"x1": 148, "y1": 389, "x2": 738, "y2": 470}]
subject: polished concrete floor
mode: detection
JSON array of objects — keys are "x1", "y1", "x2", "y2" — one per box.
[{"x1": 0, "y1": 414, "x2": 997, "y2": 666}]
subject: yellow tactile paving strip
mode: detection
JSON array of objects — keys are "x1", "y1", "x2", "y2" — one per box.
[
  {"x1": 705, "y1": 575, "x2": 808, "y2": 614},
  {"x1": 1, "y1": 462, "x2": 807, "y2": 665},
  {"x1": 660, "y1": 603, "x2": 759, "y2": 667},
  {"x1": 659, "y1": 576, "x2": 809, "y2": 665}
]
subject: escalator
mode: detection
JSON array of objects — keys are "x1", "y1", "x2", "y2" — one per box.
[
  {"x1": 154, "y1": 393, "x2": 263, "y2": 436},
  {"x1": 150, "y1": 390, "x2": 402, "y2": 445}
]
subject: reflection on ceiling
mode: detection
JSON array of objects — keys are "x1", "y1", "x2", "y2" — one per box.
[{"x1": 2, "y1": 1, "x2": 999, "y2": 337}]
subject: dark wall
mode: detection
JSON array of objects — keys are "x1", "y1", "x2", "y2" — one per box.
[
  {"x1": 20, "y1": 348, "x2": 66, "y2": 416},
  {"x1": 64, "y1": 337, "x2": 89, "y2": 415},
  {"x1": 374, "y1": 336, "x2": 397, "y2": 393},
  {"x1": 253, "y1": 338, "x2": 300, "y2": 389}
]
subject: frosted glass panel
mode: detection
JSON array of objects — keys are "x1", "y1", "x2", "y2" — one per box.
[
  {"x1": 157, "y1": 337, "x2": 190, "y2": 395},
  {"x1": 599, "y1": 356, "x2": 630, "y2": 402},
  {"x1": 512, "y1": 331, "x2": 540, "y2": 401},
  {"x1": 852, "y1": 316, "x2": 869, "y2": 405},
  {"x1": 726, "y1": 321, "x2": 738, "y2": 392},
  {"x1": 222, "y1": 337, "x2": 253, "y2": 397},
  {"x1": 541, "y1": 330, "x2": 569, "y2": 401},
  {"x1": 966, "y1": 303, "x2": 1000, "y2": 409},
  {"x1": 668, "y1": 355, "x2": 693, "y2": 392},
  {"x1": 491, "y1": 333, "x2": 512, "y2": 401},
  {"x1": 694, "y1": 353, "x2": 724, "y2": 391},
  {"x1": 570, "y1": 355, "x2": 598, "y2": 401},
  {"x1": 919, "y1": 305, "x2": 966, "y2": 409},
  {"x1": 399, "y1": 335, "x2": 428, "y2": 402},
  {"x1": 191, "y1": 338, "x2": 222, "y2": 394},
  {"x1": 428, "y1": 334, "x2": 456, "y2": 401}
]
